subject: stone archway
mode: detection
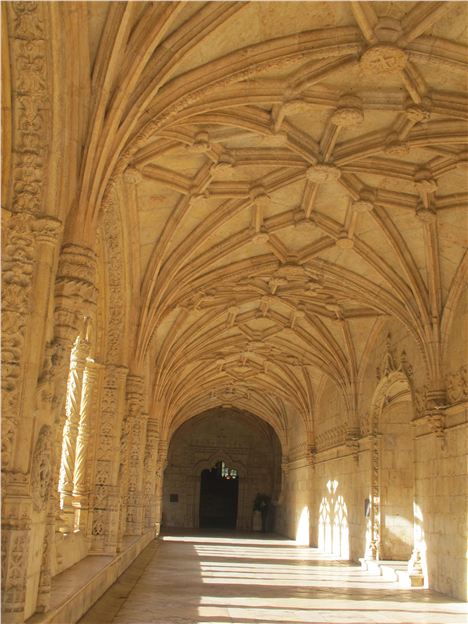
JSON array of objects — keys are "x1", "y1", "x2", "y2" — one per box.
[
  {"x1": 367, "y1": 367, "x2": 416, "y2": 563},
  {"x1": 163, "y1": 408, "x2": 282, "y2": 531},
  {"x1": 379, "y1": 379, "x2": 415, "y2": 560}
]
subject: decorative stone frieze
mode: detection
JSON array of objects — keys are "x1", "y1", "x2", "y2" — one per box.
[{"x1": 315, "y1": 424, "x2": 346, "y2": 450}]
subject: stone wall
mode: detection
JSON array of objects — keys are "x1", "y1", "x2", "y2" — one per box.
[
  {"x1": 163, "y1": 409, "x2": 281, "y2": 530},
  {"x1": 414, "y1": 406, "x2": 467, "y2": 601}
]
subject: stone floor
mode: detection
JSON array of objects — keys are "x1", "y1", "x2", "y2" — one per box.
[{"x1": 79, "y1": 530, "x2": 468, "y2": 624}]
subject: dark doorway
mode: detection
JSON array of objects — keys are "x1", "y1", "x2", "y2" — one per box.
[{"x1": 199, "y1": 461, "x2": 239, "y2": 529}]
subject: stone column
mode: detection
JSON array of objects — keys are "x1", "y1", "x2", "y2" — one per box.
[
  {"x1": 72, "y1": 360, "x2": 100, "y2": 532},
  {"x1": 125, "y1": 375, "x2": 148, "y2": 536},
  {"x1": 1, "y1": 212, "x2": 62, "y2": 623},
  {"x1": 41, "y1": 243, "x2": 97, "y2": 537},
  {"x1": 143, "y1": 417, "x2": 159, "y2": 530},
  {"x1": 365, "y1": 433, "x2": 381, "y2": 561},
  {"x1": 89, "y1": 364, "x2": 128, "y2": 555},
  {"x1": 2, "y1": 212, "x2": 38, "y2": 472},
  {"x1": 1, "y1": 213, "x2": 39, "y2": 619},
  {"x1": 154, "y1": 440, "x2": 168, "y2": 535},
  {"x1": 58, "y1": 336, "x2": 90, "y2": 528}
]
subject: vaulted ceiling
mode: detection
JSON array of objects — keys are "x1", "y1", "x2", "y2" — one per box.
[{"x1": 82, "y1": 2, "x2": 467, "y2": 438}]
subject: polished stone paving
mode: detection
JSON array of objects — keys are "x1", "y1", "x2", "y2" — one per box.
[{"x1": 80, "y1": 530, "x2": 468, "y2": 624}]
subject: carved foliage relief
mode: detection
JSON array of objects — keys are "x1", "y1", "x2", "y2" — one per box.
[
  {"x1": 31, "y1": 425, "x2": 53, "y2": 512},
  {"x1": 8, "y1": 2, "x2": 49, "y2": 214}
]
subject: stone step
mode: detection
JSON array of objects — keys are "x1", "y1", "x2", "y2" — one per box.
[{"x1": 359, "y1": 558, "x2": 422, "y2": 588}]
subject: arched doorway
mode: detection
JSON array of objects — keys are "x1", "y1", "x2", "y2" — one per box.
[
  {"x1": 367, "y1": 367, "x2": 416, "y2": 563},
  {"x1": 199, "y1": 461, "x2": 239, "y2": 529},
  {"x1": 162, "y1": 408, "x2": 282, "y2": 530},
  {"x1": 379, "y1": 386, "x2": 415, "y2": 560}
]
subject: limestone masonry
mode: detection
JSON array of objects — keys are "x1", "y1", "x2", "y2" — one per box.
[{"x1": 1, "y1": 2, "x2": 467, "y2": 622}]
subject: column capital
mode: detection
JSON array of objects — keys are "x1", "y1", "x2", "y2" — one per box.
[
  {"x1": 32, "y1": 215, "x2": 63, "y2": 246},
  {"x1": 54, "y1": 243, "x2": 98, "y2": 341}
]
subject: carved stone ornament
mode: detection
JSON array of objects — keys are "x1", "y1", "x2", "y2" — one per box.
[
  {"x1": 123, "y1": 167, "x2": 143, "y2": 185},
  {"x1": 187, "y1": 131, "x2": 210, "y2": 154},
  {"x1": 102, "y1": 202, "x2": 126, "y2": 362},
  {"x1": 445, "y1": 365, "x2": 467, "y2": 404},
  {"x1": 10, "y1": 1, "x2": 49, "y2": 215},
  {"x1": 352, "y1": 188, "x2": 375, "y2": 213},
  {"x1": 335, "y1": 234, "x2": 354, "y2": 249},
  {"x1": 188, "y1": 192, "x2": 209, "y2": 208},
  {"x1": 414, "y1": 169, "x2": 438, "y2": 194},
  {"x1": 415, "y1": 201, "x2": 437, "y2": 224},
  {"x1": 306, "y1": 164, "x2": 341, "y2": 183},
  {"x1": 273, "y1": 261, "x2": 308, "y2": 282},
  {"x1": 330, "y1": 95, "x2": 364, "y2": 127},
  {"x1": 31, "y1": 426, "x2": 53, "y2": 512},
  {"x1": 210, "y1": 152, "x2": 235, "y2": 178},
  {"x1": 376, "y1": 334, "x2": 413, "y2": 381},
  {"x1": 405, "y1": 104, "x2": 431, "y2": 124},
  {"x1": 360, "y1": 44, "x2": 407, "y2": 74},
  {"x1": 385, "y1": 133, "x2": 410, "y2": 156}
]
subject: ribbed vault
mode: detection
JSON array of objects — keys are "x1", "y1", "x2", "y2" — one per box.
[{"x1": 83, "y1": 1, "x2": 467, "y2": 441}]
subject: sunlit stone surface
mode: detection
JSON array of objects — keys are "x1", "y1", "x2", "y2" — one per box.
[
  {"x1": 2, "y1": 1, "x2": 467, "y2": 622},
  {"x1": 80, "y1": 531, "x2": 468, "y2": 624}
]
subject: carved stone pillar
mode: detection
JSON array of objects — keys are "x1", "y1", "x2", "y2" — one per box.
[
  {"x1": 72, "y1": 361, "x2": 99, "y2": 532},
  {"x1": 39, "y1": 244, "x2": 97, "y2": 538},
  {"x1": 143, "y1": 418, "x2": 159, "y2": 530},
  {"x1": 89, "y1": 364, "x2": 128, "y2": 555},
  {"x1": 2, "y1": 211, "x2": 37, "y2": 473},
  {"x1": 116, "y1": 411, "x2": 130, "y2": 548},
  {"x1": 125, "y1": 375, "x2": 148, "y2": 536},
  {"x1": 1, "y1": 508, "x2": 32, "y2": 622},
  {"x1": 365, "y1": 433, "x2": 381, "y2": 560},
  {"x1": 154, "y1": 440, "x2": 168, "y2": 535},
  {"x1": 58, "y1": 336, "x2": 90, "y2": 527},
  {"x1": 1, "y1": 212, "x2": 61, "y2": 623}
]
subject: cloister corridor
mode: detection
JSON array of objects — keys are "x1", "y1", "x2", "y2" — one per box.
[
  {"x1": 3, "y1": 2, "x2": 467, "y2": 622},
  {"x1": 79, "y1": 531, "x2": 468, "y2": 624}
]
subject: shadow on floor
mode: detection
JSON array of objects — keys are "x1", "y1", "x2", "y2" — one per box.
[{"x1": 78, "y1": 529, "x2": 468, "y2": 624}]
